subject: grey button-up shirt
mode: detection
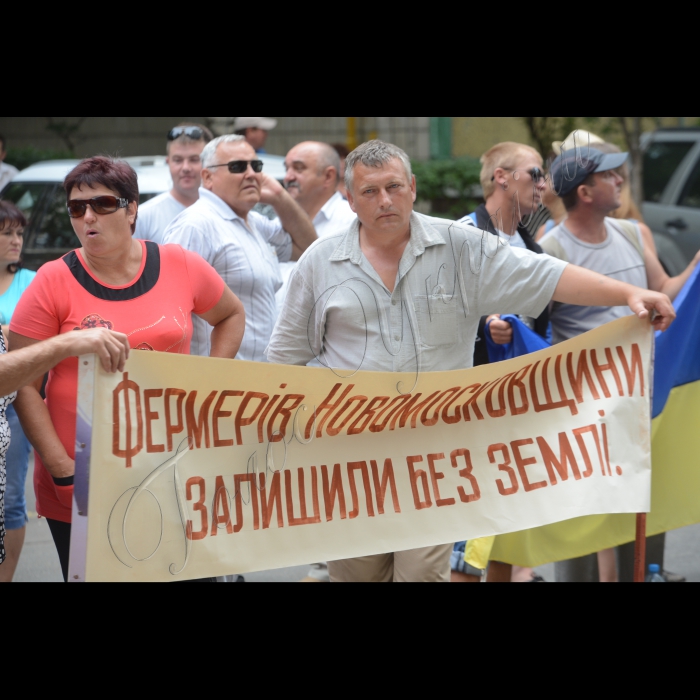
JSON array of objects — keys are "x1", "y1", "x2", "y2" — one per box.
[{"x1": 267, "y1": 212, "x2": 567, "y2": 373}]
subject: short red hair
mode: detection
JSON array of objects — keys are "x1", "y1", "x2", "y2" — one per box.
[{"x1": 64, "y1": 157, "x2": 139, "y2": 233}]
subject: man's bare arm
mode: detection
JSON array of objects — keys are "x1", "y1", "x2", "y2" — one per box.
[
  {"x1": 641, "y1": 221, "x2": 700, "y2": 301},
  {"x1": 1, "y1": 328, "x2": 129, "y2": 397}
]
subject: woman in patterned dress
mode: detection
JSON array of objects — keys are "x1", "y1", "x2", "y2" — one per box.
[
  {"x1": 0, "y1": 326, "x2": 130, "y2": 569},
  {"x1": 0, "y1": 331, "x2": 16, "y2": 567}
]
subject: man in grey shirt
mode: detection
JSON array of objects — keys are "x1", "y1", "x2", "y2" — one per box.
[
  {"x1": 540, "y1": 145, "x2": 700, "y2": 583},
  {"x1": 267, "y1": 140, "x2": 676, "y2": 584},
  {"x1": 541, "y1": 147, "x2": 700, "y2": 345}
]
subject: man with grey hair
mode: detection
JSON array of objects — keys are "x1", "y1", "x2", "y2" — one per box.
[
  {"x1": 164, "y1": 134, "x2": 317, "y2": 362},
  {"x1": 267, "y1": 140, "x2": 676, "y2": 583}
]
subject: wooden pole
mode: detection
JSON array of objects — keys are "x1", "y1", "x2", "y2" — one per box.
[{"x1": 634, "y1": 513, "x2": 648, "y2": 583}]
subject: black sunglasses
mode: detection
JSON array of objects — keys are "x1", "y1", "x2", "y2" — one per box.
[
  {"x1": 528, "y1": 167, "x2": 546, "y2": 183},
  {"x1": 208, "y1": 160, "x2": 264, "y2": 174},
  {"x1": 168, "y1": 126, "x2": 205, "y2": 141},
  {"x1": 67, "y1": 196, "x2": 129, "y2": 219},
  {"x1": 491, "y1": 167, "x2": 546, "y2": 183}
]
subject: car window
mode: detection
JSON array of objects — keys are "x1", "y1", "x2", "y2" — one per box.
[
  {"x1": 1, "y1": 182, "x2": 51, "y2": 223},
  {"x1": 644, "y1": 141, "x2": 695, "y2": 203},
  {"x1": 30, "y1": 185, "x2": 80, "y2": 251},
  {"x1": 678, "y1": 158, "x2": 700, "y2": 209}
]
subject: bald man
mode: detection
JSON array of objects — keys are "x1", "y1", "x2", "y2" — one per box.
[
  {"x1": 284, "y1": 141, "x2": 356, "y2": 238},
  {"x1": 277, "y1": 141, "x2": 357, "y2": 315},
  {"x1": 279, "y1": 143, "x2": 358, "y2": 581}
]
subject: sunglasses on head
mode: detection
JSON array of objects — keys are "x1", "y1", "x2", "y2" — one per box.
[
  {"x1": 168, "y1": 126, "x2": 205, "y2": 141},
  {"x1": 67, "y1": 196, "x2": 129, "y2": 219},
  {"x1": 208, "y1": 160, "x2": 264, "y2": 174}
]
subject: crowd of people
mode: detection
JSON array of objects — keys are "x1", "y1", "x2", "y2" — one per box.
[{"x1": 0, "y1": 119, "x2": 697, "y2": 583}]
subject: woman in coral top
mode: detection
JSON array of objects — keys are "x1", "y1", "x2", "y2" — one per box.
[{"x1": 10, "y1": 157, "x2": 246, "y2": 581}]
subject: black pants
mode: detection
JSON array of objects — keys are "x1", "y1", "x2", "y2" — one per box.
[
  {"x1": 47, "y1": 518, "x2": 71, "y2": 583},
  {"x1": 46, "y1": 519, "x2": 216, "y2": 583}
]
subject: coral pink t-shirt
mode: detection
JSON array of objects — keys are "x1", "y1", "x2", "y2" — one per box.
[{"x1": 11, "y1": 241, "x2": 226, "y2": 523}]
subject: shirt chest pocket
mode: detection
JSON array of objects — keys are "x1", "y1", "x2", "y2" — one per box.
[{"x1": 414, "y1": 295, "x2": 459, "y2": 348}]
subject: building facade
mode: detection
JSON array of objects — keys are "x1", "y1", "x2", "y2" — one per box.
[{"x1": 0, "y1": 117, "x2": 693, "y2": 162}]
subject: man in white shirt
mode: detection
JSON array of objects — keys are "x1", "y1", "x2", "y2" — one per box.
[
  {"x1": 164, "y1": 135, "x2": 317, "y2": 362},
  {"x1": 0, "y1": 135, "x2": 19, "y2": 193},
  {"x1": 135, "y1": 124, "x2": 213, "y2": 244},
  {"x1": 277, "y1": 142, "x2": 357, "y2": 311},
  {"x1": 266, "y1": 140, "x2": 676, "y2": 583},
  {"x1": 285, "y1": 141, "x2": 356, "y2": 237}
]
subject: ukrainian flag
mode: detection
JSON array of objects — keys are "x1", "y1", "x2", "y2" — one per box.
[{"x1": 488, "y1": 265, "x2": 700, "y2": 568}]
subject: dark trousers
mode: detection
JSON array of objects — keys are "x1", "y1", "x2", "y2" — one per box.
[
  {"x1": 46, "y1": 519, "x2": 216, "y2": 583},
  {"x1": 554, "y1": 534, "x2": 667, "y2": 583}
]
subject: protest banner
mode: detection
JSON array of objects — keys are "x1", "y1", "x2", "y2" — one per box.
[
  {"x1": 68, "y1": 316, "x2": 652, "y2": 582},
  {"x1": 490, "y1": 266, "x2": 700, "y2": 569}
]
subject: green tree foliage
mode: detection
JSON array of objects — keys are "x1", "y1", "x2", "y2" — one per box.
[
  {"x1": 523, "y1": 117, "x2": 671, "y2": 204},
  {"x1": 45, "y1": 117, "x2": 88, "y2": 152},
  {"x1": 412, "y1": 158, "x2": 482, "y2": 219},
  {"x1": 523, "y1": 118, "x2": 579, "y2": 158}
]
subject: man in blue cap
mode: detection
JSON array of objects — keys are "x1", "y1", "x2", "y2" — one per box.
[
  {"x1": 541, "y1": 143, "x2": 700, "y2": 582},
  {"x1": 542, "y1": 145, "x2": 699, "y2": 345}
]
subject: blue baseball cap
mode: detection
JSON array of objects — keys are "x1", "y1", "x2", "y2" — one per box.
[{"x1": 550, "y1": 148, "x2": 629, "y2": 197}]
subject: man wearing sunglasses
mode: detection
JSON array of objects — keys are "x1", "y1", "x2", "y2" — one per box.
[
  {"x1": 164, "y1": 134, "x2": 317, "y2": 362},
  {"x1": 135, "y1": 123, "x2": 213, "y2": 245},
  {"x1": 459, "y1": 142, "x2": 550, "y2": 369}
]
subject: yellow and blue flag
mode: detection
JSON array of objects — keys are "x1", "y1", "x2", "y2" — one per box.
[{"x1": 488, "y1": 265, "x2": 700, "y2": 568}]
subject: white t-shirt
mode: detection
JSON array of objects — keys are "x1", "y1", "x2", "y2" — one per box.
[{"x1": 135, "y1": 192, "x2": 187, "y2": 245}]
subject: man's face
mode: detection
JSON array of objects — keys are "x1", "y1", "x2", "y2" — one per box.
[
  {"x1": 202, "y1": 141, "x2": 262, "y2": 214},
  {"x1": 510, "y1": 155, "x2": 547, "y2": 215},
  {"x1": 167, "y1": 141, "x2": 205, "y2": 197},
  {"x1": 347, "y1": 159, "x2": 417, "y2": 234},
  {"x1": 588, "y1": 169, "x2": 625, "y2": 212},
  {"x1": 245, "y1": 128, "x2": 268, "y2": 152},
  {"x1": 284, "y1": 144, "x2": 332, "y2": 210}
]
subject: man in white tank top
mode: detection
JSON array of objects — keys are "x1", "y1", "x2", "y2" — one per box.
[{"x1": 541, "y1": 147, "x2": 700, "y2": 583}]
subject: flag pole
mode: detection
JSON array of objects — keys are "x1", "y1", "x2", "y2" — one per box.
[{"x1": 634, "y1": 513, "x2": 647, "y2": 583}]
